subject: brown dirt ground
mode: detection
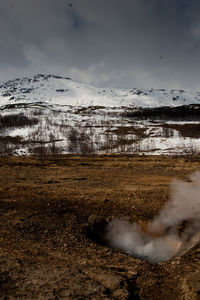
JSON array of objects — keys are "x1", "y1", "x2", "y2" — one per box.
[{"x1": 0, "y1": 155, "x2": 200, "y2": 299}]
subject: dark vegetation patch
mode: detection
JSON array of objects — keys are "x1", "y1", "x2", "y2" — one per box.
[
  {"x1": 161, "y1": 123, "x2": 200, "y2": 138},
  {"x1": 0, "y1": 136, "x2": 24, "y2": 156},
  {"x1": 74, "y1": 106, "x2": 106, "y2": 115},
  {"x1": 0, "y1": 136, "x2": 23, "y2": 144},
  {"x1": 1, "y1": 102, "x2": 51, "y2": 111},
  {"x1": 125, "y1": 104, "x2": 200, "y2": 121},
  {"x1": 0, "y1": 113, "x2": 38, "y2": 129},
  {"x1": 110, "y1": 126, "x2": 148, "y2": 138}
]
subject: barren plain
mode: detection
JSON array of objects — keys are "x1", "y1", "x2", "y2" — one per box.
[{"x1": 0, "y1": 155, "x2": 200, "y2": 299}]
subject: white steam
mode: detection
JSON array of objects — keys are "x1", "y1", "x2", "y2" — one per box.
[{"x1": 105, "y1": 171, "x2": 200, "y2": 263}]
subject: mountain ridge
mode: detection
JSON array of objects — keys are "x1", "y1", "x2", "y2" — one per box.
[{"x1": 0, "y1": 74, "x2": 200, "y2": 108}]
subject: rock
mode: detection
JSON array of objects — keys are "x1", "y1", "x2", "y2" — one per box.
[{"x1": 87, "y1": 215, "x2": 110, "y2": 244}]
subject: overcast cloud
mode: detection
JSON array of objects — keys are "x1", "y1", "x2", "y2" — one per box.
[{"x1": 1, "y1": 0, "x2": 200, "y2": 89}]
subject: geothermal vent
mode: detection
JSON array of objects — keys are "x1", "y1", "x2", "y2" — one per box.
[{"x1": 89, "y1": 171, "x2": 200, "y2": 263}]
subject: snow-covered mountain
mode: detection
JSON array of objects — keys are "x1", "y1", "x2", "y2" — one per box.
[
  {"x1": 1, "y1": 74, "x2": 200, "y2": 108},
  {"x1": 1, "y1": 74, "x2": 200, "y2": 157}
]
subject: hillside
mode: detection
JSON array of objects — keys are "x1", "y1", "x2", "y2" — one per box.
[{"x1": 0, "y1": 74, "x2": 200, "y2": 156}]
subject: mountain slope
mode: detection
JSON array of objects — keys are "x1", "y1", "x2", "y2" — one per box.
[
  {"x1": 1, "y1": 74, "x2": 200, "y2": 156},
  {"x1": 1, "y1": 74, "x2": 200, "y2": 108}
]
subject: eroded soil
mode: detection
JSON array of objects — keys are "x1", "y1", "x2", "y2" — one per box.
[{"x1": 0, "y1": 155, "x2": 200, "y2": 299}]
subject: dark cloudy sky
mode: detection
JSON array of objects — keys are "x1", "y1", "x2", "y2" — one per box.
[{"x1": 1, "y1": 0, "x2": 200, "y2": 89}]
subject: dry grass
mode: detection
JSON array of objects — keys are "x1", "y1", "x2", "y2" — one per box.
[{"x1": 0, "y1": 155, "x2": 200, "y2": 299}]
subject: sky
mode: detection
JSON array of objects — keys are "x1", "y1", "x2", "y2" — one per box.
[{"x1": 1, "y1": 0, "x2": 200, "y2": 90}]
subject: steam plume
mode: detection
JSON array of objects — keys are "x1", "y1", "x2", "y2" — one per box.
[{"x1": 105, "y1": 172, "x2": 200, "y2": 263}]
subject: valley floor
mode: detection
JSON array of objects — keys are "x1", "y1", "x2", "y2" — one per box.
[{"x1": 0, "y1": 155, "x2": 200, "y2": 299}]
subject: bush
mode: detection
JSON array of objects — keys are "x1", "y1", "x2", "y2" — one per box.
[
  {"x1": 31, "y1": 144, "x2": 49, "y2": 163},
  {"x1": 68, "y1": 127, "x2": 95, "y2": 155},
  {"x1": 0, "y1": 136, "x2": 23, "y2": 156}
]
